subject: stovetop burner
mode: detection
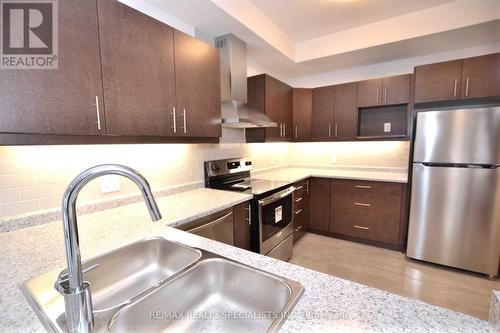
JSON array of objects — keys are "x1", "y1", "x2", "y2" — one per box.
[{"x1": 205, "y1": 158, "x2": 292, "y2": 196}]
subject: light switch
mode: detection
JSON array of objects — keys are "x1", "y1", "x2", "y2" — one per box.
[
  {"x1": 384, "y1": 123, "x2": 392, "y2": 133},
  {"x1": 101, "y1": 175, "x2": 120, "y2": 193}
]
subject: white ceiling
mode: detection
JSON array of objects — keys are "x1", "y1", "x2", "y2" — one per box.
[
  {"x1": 131, "y1": 0, "x2": 500, "y2": 86},
  {"x1": 250, "y1": 0, "x2": 452, "y2": 42}
]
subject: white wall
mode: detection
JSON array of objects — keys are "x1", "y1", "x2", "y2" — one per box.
[{"x1": 289, "y1": 43, "x2": 500, "y2": 88}]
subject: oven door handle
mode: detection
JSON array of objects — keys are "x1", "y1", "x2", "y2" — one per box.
[{"x1": 258, "y1": 186, "x2": 295, "y2": 206}]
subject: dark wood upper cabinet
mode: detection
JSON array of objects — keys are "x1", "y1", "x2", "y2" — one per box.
[
  {"x1": 0, "y1": 0, "x2": 104, "y2": 135},
  {"x1": 97, "y1": 0, "x2": 176, "y2": 136},
  {"x1": 382, "y1": 75, "x2": 411, "y2": 105},
  {"x1": 233, "y1": 201, "x2": 251, "y2": 250},
  {"x1": 357, "y1": 78, "x2": 382, "y2": 108},
  {"x1": 414, "y1": 60, "x2": 463, "y2": 103},
  {"x1": 333, "y1": 83, "x2": 357, "y2": 140},
  {"x1": 308, "y1": 178, "x2": 331, "y2": 232},
  {"x1": 246, "y1": 74, "x2": 292, "y2": 142},
  {"x1": 174, "y1": 30, "x2": 221, "y2": 138},
  {"x1": 311, "y1": 86, "x2": 335, "y2": 140},
  {"x1": 292, "y1": 88, "x2": 312, "y2": 141},
  {"x1": 357, "y1": 75, "x2": 410, "y2": 107},
  {"x1": 461, "y1": 53, "x2": 500, "y2": 99}
]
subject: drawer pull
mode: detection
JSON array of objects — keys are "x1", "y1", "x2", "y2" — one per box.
[
  {"x1": 295, "y1": 186, "x2": 303, "y2": 191},
  {"x1": 354, "y1": 202, "x2": 371, "y2": 207},
  {"x1": 294, "y1": 209, "x2": 303, "y2": 215},
  {"x1": 355, "y1": 185, "x2": 372, "y2": 189},
  {"x1": 295, "y1": 197, "x2": 303, "y2": 203},
  {"x1": 294, "y1": 226, "x2": 303, "y2": 232},
  {"x1": 353, "y1": 225, "x2": 370, "y2": 230}
]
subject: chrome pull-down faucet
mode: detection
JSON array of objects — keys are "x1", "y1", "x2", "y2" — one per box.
[{"x1": 55, "y1": 164, "x2": 162, "y2": 332}]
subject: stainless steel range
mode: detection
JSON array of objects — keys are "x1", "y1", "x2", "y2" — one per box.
[{"x1": 205, "y1": 158, "x2": 295, "y2": 261}]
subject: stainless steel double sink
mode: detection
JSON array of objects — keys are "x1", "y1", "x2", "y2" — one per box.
[{"x1": 22, "y1": 237, "x2": 304, "y2": 332}]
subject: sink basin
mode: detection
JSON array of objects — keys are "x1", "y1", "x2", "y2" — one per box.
[
  {"x1": 81, "y1": 237, "x2": 202, "y2": 312},
  {"x1": 22, "y1": 237, "x2": 201, "y2": 332},
  {"x1": 108, "y1": 258, "x2": 304, "y2": 333}
]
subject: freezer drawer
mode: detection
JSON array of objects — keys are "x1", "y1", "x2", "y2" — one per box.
[
  {"x1": 413, "y1": 107, "x2": 500, "y2": 164},
  {"x1": 407, "y1": 164, "x2": 500, "y2": 276}
]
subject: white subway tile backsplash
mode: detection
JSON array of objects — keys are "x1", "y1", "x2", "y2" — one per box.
[
  {"x1": 2, "y1": 200, "x2": 40, "y2": 216},
  {"x1": 21, "y1": 184, "x2": 55, "y2": 200},
  {"x1": 0, "y1": 189, "x2": 22, "y2": 204},
  {"x1": 0, "y1": 141, "x2": 409, "y2": 220}
]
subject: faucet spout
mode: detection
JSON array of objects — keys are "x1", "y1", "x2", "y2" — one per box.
[{"x1": 58, "y1": 164, "x2": 161, "y2": 332}]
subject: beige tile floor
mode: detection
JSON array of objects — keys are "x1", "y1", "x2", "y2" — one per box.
[{"x1": 289, "y1": 233, "x2": 500, "y2": 320}]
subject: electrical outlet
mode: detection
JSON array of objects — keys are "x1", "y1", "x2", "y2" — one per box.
[
  {"x1": 384, "y1": 122, "x2": 392, "y2": 133},
  {"x1": 101, "y1": 175, "x2": 120, "y2": 193}
]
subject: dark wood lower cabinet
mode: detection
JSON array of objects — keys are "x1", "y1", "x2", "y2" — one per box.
[
  {"x1": 330, "y1": 179, "x2": 405, "y2": 246},
  {"x1": 308, "y1": 178, "x2": 331, "y2": 232},
  {"x1": 305, "y1": 177, "x2": 408, "y2": 250},
  {"x1": 233, "y1": 201, "x2": 251, "y2": 250},
  {"x1": 293, "y1": 179, "x2": 309, "y2": 241}
]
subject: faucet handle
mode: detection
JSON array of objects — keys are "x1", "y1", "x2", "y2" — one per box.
[{"x1": 55, "y1": 263, "x2": 100, "y2": 293}]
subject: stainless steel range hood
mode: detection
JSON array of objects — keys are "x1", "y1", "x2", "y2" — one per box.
[{"x1": 215, "y1": 34, "x2": 277, "y2": 128}]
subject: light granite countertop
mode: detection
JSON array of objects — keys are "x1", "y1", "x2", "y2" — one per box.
[
  {"x1": 149, "y1": 188, "x2": 252, "y2": 227},
  {"x1": 254, "y1": 166, "x2": 408, "y2": 184},
  {"x1": 491, "y1": 291, "x2": 500, "y2": 332},
  {"x1": 0, "y1": 195, "x2": 488, "y2": 332}
]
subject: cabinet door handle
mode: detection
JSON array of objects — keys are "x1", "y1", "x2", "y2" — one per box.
[
  {"x1": 94, "y1": 96, "x2": 101, "y2": 131},
  {"x1": 171, "y1": 107, "x2": 177, "y2": 133},
  {"x1": 295, "y1": 197, "x2": 303, "y2": 203},
  {"x1": 182, "y1": 108, "x2": 187, "y2": 134},
  {"x1": 453, "y1": 79, "x2": 458, "y2": 97},
  {"x1": 283, "y1": 123, "x2": 286, "y2": 138},
  {"x1": 328, "y1": 123, "x2": 332, "y2": 138},
  {"x1": 335, "y1": 123, "x2": 338, "y2": 138},
  {"x1": 245, "y1": 205, "x2": 251, "y2": 226},
  {"x1": 279, "y1": 123, "x2": 282, "y2": 138},
  {"x1": 355, "y1": 185, "x2": 372, "y2": 189},
  {"x1": 305, "y1": 181, "x2": 309, "y2": 194},
  {"x1": 294, "y1": 124, "x2": 298, "y2": 139},
  {"x1": 294, "y1": 209, "x2": 303, "y2": 215},
  {"x1": 384, "y1": 88, "x2": 387, "y2": 104},
  {"x1": 465, "y1": 77, "x2": 470, "y2": 97},
  {"x1": 376, "y1": 89, "x2": 379, "y2": 104},
  {"x1": 354, "y1": 202, "x2": 371, "y2": 207},
  {"x1": 353, "y1": 225, "x2": 370, "y2": 230}
]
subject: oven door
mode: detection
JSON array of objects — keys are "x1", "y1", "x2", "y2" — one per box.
[{"x1": 258, "y1": 186, "x2": 295, "y2": 255}]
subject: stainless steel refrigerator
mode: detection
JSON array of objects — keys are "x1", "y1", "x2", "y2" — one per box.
[{"x1": 407, "y1": 106, "x2": 500, "y2": 277}]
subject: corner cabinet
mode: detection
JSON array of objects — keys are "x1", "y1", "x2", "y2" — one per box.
[
  {"x1": 246, "y1": 74, "x2": 292, "y2": 142},
  {"x1": 0, "y1": 0, "x2": 221, "y2": 144},
  {"x1": 292, "y1": 88, "x2": 312, "y2": 141},
  {"x1": 311, "y1": 86, "x2": 335, "y2": 141}
]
